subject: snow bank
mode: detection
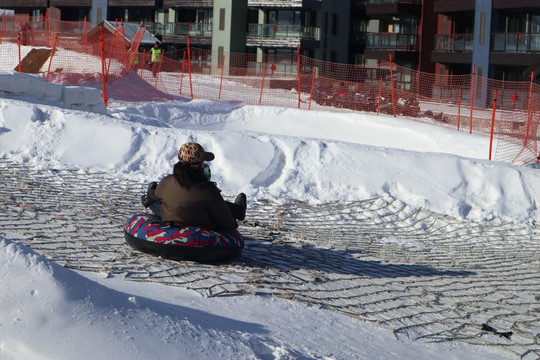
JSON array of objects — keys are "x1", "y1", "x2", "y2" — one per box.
[
  {"x1": 0, "y1": 237, "x2": 512, "y2": 360},
  {"x1": 2, "y1": 96, "x2": 539, "y2": 224}
]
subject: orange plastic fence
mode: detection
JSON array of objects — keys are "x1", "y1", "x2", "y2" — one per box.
[{"x1": 0, "y1": 15, "x2": 538, "y2": 165}]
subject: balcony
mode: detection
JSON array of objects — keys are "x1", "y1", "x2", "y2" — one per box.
[
  {"x1": 353, "y1": 0, "x2": 367, "y2": 8},
  {"x1": 247, "y1": 23, "x2": 319, "y2": 40},
  {"x1": 431, "y1": 33, "x2": 473, "y2": 64},
  {"x1": 367, "y1": 0, "x2": 420, "y2": 3},
  {"x1": 365, "y1": 32, "x2": 418, "y2": 62},
  {"x1": 159, "y1": 22, "x2": 213, "y2": 45},
  {"x1": 491, "y1": 33, "x2": 540, "y2": 66},
  {"x1": 50, "y1": 0, "x2": 93, "y2": 5},
  {"x1": 433, "y1": 34, "x2": 474, "y2": 52},
  {"x1": 140, "y1": 21, "x2": 165, "y2": 36},
  {"x1": 434, "y1": 32, "x2": 540, "y2": 54},
  {"x1": 248, "y1": 0, "x2": 302, "y2": 7},
  {"x1": 0, "y1": 0, "x2": 47, "y2": 6},
  {"x1": 433, "y1": 0, "x2": 474, "y2": 13},
  {"x1": 492, "y1": 33, "x2": 540, "y2": 53},
  {"x1": 103, "y1": 0, "x2": 155, "y2": 5},
  {"x1": 366, "y1": 0, "x2": 421, "y2": 16},
  {"x1": 246, "y1": 23, "x2": 320, "y2": 48},
  {"x1": 164, "y1": 0, "x2": 213, "y2": 7},
  {"x1": 163, "y1": 22, "x2": 213, "y2": 37},
  {"x1": 366, "y1": 32, "x2": 418, "y2": 51},
  {"x1": 492, "y1": 0, "x2": 540, "y2": 10}
]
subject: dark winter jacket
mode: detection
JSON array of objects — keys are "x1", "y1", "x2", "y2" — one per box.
[{"x1": 155, "y1": 174, "x2": 236, "y2": 230}]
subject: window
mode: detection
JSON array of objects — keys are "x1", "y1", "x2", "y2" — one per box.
[
  {"x1": 279, "y1": 10, "x2": 301, "y2": 25},
  {"x1": 332, "y1": 14, "x2": 338, "y2": 35},
  {"x1": 400, "y1": 18, "x2": 416, "y2": 35},
  {"x1": 219, "y1": 8, "x2": 225, "y2": 31}
]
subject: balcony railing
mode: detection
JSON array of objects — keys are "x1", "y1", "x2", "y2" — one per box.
[
  {"x1": 434, "y1": 34, "x2": 474, "y2": 52},
  {"x1": 435, "y1": 33, "x2": 540, "y2": 53},
  {"x1": 247, "y1": 23, "x2": 320, "y2": 41},
  {"x1": 301, "y1": 26, "x2": 320, "y2": 41},
  {"x1": 248, "y1": 0, "x2": 302, "y2": 6},
  {"x1": 366, "y1": 32, "x2": 418, "y2": 51},
  {"x1": 367, "y1": 0, "x2": 421, "y2": 4},
  {"x1": 162, "y1": 22, "x2": 213, "y2": 36},
  {"x1": 140, "y1": 21, "x2": 165, "y2": 35},
  {"x1": 353, "y1": 0, "x2": 368, "y2": 7},
  {"x1": 492, "y1": 32, "x2": 540, "y2": 53}
]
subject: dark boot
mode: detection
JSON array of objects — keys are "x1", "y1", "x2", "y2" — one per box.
[{"x1": 233, "y1": 193, "x2": 247, "y2": 221}]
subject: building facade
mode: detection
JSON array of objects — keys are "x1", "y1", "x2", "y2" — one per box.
[
  {"x1": 2, "y1": 0, "x2": 540, "y2": 82},
  {"x1": 432, "y1": 0, "x2": 540, "y2": 82}
]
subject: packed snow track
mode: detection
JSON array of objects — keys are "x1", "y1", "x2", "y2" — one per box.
[{"x1": 1, "y1": 161, "x2": 539, "y2": 359}]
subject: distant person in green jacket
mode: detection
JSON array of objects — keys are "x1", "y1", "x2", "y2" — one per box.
[{"x1": 150, "y1": 42, "x2": 162, "y2": 77}]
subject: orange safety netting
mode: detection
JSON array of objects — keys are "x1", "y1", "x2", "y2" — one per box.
[{"x1": 1, "y1": 14, "x2": 539, "y2": 165}]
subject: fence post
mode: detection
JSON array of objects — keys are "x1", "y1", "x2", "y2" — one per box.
[
  {"x1": 179, "y1": 50, "x2": 186, "y2": 95},
  {"x1": 187, "y1": 37, "x2": 194, "y2": 100},
  {"x1": 154, "y1": 51, "x2": 165, "y2": 88},
  {"x1": 389, "y1": 54, "x2": 396, "y2": 117},
  {"x1": 297, "y1": 45, "x2": 301, "y2": 109},
  {"x1": 46, "y1": 34, "x2": 59, "y2": 82},
  {"x1": 99, "y1": 27, "x2": 109, "y2": 107},
  {"x1": 0, "y1": 9, "x2": 5, "y2": 44},
  {"x1": 83, "y1": 16, "x2": 88, "y2": 53},
  {"x1": 17, "y1": 34, "x2": 21, "y2": 72},
  {"x1": 139, "y1": 48, "x2": 146, "y2": 77},
  {"x1": 128, "y1": 23, "x2": 143, "y2": 69},
  {"x1": 106, "y1": 24, "x2": 117, "y2": 82},
  {"x1": 470, "y1": 65, "x2": 475, "y2": 134},
  {"x1": 377, "y1": 77, "x2": 382, "y2": 115},
  {"x1": 121, "y1": 20, "x2": 128, "y2": 71},
  {"x1": 525, "y1": 71, "x2": 534, "y2": 147},
  {"x1": 260, "y1": 62, "x2": 267, "y2": 104},
  {"x1": 46, "y1": 11, "x2": 49, "y2": 47},
  {"x1": 457, "y1": 89, "x2": 462, "y2": 131},
  {"x1": 219, "y1": 55, "x2": 225, "y2": 100},
  {"x1": 489, "y1": 90, "x2": 497, "y2": 160},
  {"x1": 308, "y1": 68, "x2": 316, "y2": 110},
  {"x1": 524, "y1": 99, "x2": 535, "y2": 149}
]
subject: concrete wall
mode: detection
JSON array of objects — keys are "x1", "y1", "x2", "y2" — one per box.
[
  {"x1": 90, "y1": 0, "x2": 107, "y2": 25},
  {"x1": 211, "y1": 0, "x2": 248, "y2": 73},
  {"x1": 320, "y1": 0, "x2": 351, "y2": 64}
]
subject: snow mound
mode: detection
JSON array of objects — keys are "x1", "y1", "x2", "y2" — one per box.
[{"x1": 0, "y1": 237, "x2": 267, "y2": 359}]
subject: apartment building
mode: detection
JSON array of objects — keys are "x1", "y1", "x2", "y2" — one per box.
[
  {"x1": 3, "y1": 0, "x2": 539, "y2": 83},
  {"x1": 364, "y1": 0, "x2": 436, "y2": 73},
  {"x1": 0, "y1": 0, "x2": 94, "y2": 21},
  {"x1": 432, "y1": 0, "x2": 540, "y2": 82},
  {"x1": 160, "y1": 0, "x2": 321, "y2": 59}
]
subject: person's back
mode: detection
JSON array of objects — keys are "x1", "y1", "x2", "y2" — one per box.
[
  {"x1": 156, "y1": 174, "x2": 236, "y2": 230},
  {"x1": 142, "y1": 142, "x2": 247, "y2": 228}
]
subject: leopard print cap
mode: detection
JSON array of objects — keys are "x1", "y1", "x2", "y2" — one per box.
[{"x1": 177, "y1": 142, "x2": 215, "y2": 164}]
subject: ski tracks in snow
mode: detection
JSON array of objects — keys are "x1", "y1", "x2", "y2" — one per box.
[{"x1": 0, "y1": 161, "x2": 539, "y2": 359}]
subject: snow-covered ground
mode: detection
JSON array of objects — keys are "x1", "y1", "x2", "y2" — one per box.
[{"x1": 1, "y1": 68, "x2": 537, "y2": 359}]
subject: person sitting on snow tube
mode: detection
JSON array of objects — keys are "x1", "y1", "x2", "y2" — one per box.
[{"x1": 141, "y1": 142, "x2": 246, "y2": 228}]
